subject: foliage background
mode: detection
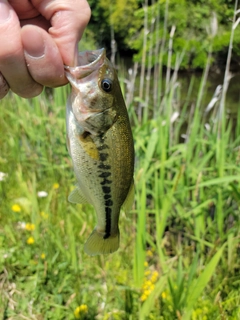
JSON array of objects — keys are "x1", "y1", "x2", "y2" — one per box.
[{"x1": 88, "y1": 0, "x2": 240, "y2": 70}]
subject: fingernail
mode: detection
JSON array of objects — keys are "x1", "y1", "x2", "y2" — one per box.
[
  {"x1": 23, "y1": 28, "x2": 45, "y2": 58},
  {"x1": 0, "y1": 2, "x2": 10, "y2": 23}
]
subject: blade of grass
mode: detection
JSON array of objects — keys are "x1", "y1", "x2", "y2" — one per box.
[{"x1": 183, "y1": 243, "x2": 226, "y2": 319}]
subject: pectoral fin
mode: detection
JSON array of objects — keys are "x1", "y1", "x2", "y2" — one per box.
[
  {"x1": 68, "y1": 188, "x2": 88, "y2": 204},
  {"x1": 122, "y1": 180, "x2": 135, "y2": 212}
]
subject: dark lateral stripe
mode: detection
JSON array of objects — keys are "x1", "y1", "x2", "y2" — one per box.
[
  {"x1": 99, "y1": 153, "x2": 108, "y2": 161},
  {"x1": 102, "y1": 186, "x2": 111, "y2": 194},
  {"x1": 103, "y1": 207, "x2": 112, "y2": 239},
  {"x1": 105, "y1": 199, "x2": 113, "y2": 206},
  {"x1": 97, "y1": 137, "x2": 113, "y2": 240},
  {"x1": 98, "y1": 144, "x2": 109, "y2": 150},
  {"x1": 99, "y1": 172, "x2": 111, "y2": 178},
  {"x1": 100, "y1": 178, "x2": 112, "y2": 185}
]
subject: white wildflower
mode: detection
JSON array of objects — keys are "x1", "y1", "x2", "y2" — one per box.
[
  {"x1": 0, "y1": 172, "x2": 8, "y2": 181},
  {"x1": 17, "y1": 221, "x2": 26, "y2": 230},
  {"x1": 37, "y1": 191, "x2": 48, "y2": 198}
]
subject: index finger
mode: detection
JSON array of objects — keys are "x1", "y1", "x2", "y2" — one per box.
[{"x1": 32, "y1": 0, "x2": 91, "y2": 66}]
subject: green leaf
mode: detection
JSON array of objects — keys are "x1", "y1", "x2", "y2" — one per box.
[{"x1": 183, "y1": 243, "x2": 226, "y2": 320}]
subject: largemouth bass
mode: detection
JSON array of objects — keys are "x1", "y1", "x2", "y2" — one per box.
[{"x1": 65, "y1": 49, "x2": 134, "y2": 256}]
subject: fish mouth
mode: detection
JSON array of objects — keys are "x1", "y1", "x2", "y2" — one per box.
[
  {"x1": 64, "y1": 48, "x2": 105, "y2": 80},
  {"x1": 77, "y1": 49, "x2": 105, "y2": 66}
]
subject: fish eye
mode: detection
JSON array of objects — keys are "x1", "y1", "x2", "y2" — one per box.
[{"x1": 101, "y1": 79, "x2": 113, "y2": 93}]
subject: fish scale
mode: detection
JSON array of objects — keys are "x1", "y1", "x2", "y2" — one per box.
[{"x1": 65, "y1": 49, "x2": 134, "y2": 256}]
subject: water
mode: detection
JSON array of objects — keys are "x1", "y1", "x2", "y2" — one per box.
[
  {"x1": 178, "y1": 71, "x2": 240, "y2": 114},
  {"x1": 119, "y1": 57, "x2": 240, "y2": 115}
]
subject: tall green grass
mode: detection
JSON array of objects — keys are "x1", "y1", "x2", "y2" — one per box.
[{"x1": 1, "y1": 3, "x2": 240, "y2": 320}]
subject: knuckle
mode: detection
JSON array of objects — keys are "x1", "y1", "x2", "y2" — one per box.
[
  {"x1": 78, "y1": 3, "x2": 91, "y2": 27},
  {"x1": 82, "y1": 1, "x2": 91, "y2": 23},
  {"x1": 13, "y1": 83, "x2": 43, "y2": 99}
]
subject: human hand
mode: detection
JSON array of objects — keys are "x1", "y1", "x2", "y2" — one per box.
[{"x1": 0, "y1": 0, "x2": 91, "y2": 99}]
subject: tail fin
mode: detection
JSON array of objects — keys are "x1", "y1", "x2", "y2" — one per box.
[{"x1": 84, "y1": 229, "x2": 119, "y2": 256}]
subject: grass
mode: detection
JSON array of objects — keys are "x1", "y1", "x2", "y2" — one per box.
[{"x1": 1, "y1": 4, "x2": 240, "y2": 320}]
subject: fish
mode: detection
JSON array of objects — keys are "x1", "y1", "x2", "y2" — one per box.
[{"x1": 64, "y1": 48, "x2": 134, "y2": 256}]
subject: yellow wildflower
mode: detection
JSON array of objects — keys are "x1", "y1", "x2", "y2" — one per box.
[
  {"x1": 41, "y1": 253, "x2": 46, "y2": 259},
  {"x1": 161, "y1": 291, "x2": 167, "y2": 299},
  {"x1": 144, "y1": 270, "x2": 151, "y2": 276},
  {"x1": 150, "y1": 270, "x2": 159, "y2": 283},
  {"x1": 149, "y1": 283, "x2": 155, "y2": 291},
  {"x1": 144, "y1": 289, "x2": 151, "y2": 297},
  {"x1": 40, "y1": 211, "x2": 49, "y2": 219},
  {"x1": 140, "y1": 293, "x2": 148, "y2": 302},
  {"x1": 74, "y1": 304, "x2": 88, "y2": 319},
  {"x1": 27, "y1": 236, "x2": 35, "y2": 245},
  {"x1": 140, "y1": 287, "x2": 151, "y2": 302},
  {"x1": 142, "y1": 280, "x2": 152, "y2": 290},
  {"x1": 144, "y1": 261, "x2": 148, "y2": 267},
  {"x1": 11, "y1": 204, "x2": 21, "y2": 212},
  {"x1": 53, "y1": 183, "x2": 59, "y2": 189},
  {"x1": 25, "y1": 223, "x2": 35, "y2": 231},
  {"x1": 141, "y1": 277, "x2": 155, "y2": 302},
  {"x1": 146, "y1": 249, "x2": 153, "y2": 257}
]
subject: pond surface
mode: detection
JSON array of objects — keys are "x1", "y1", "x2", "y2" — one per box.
[
  {"x1": 120, "y1": 57, "x2": 240, "y2": 116},
  {"x1": 178, "y1": 71, "x2": 240, "y2": 115}
]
